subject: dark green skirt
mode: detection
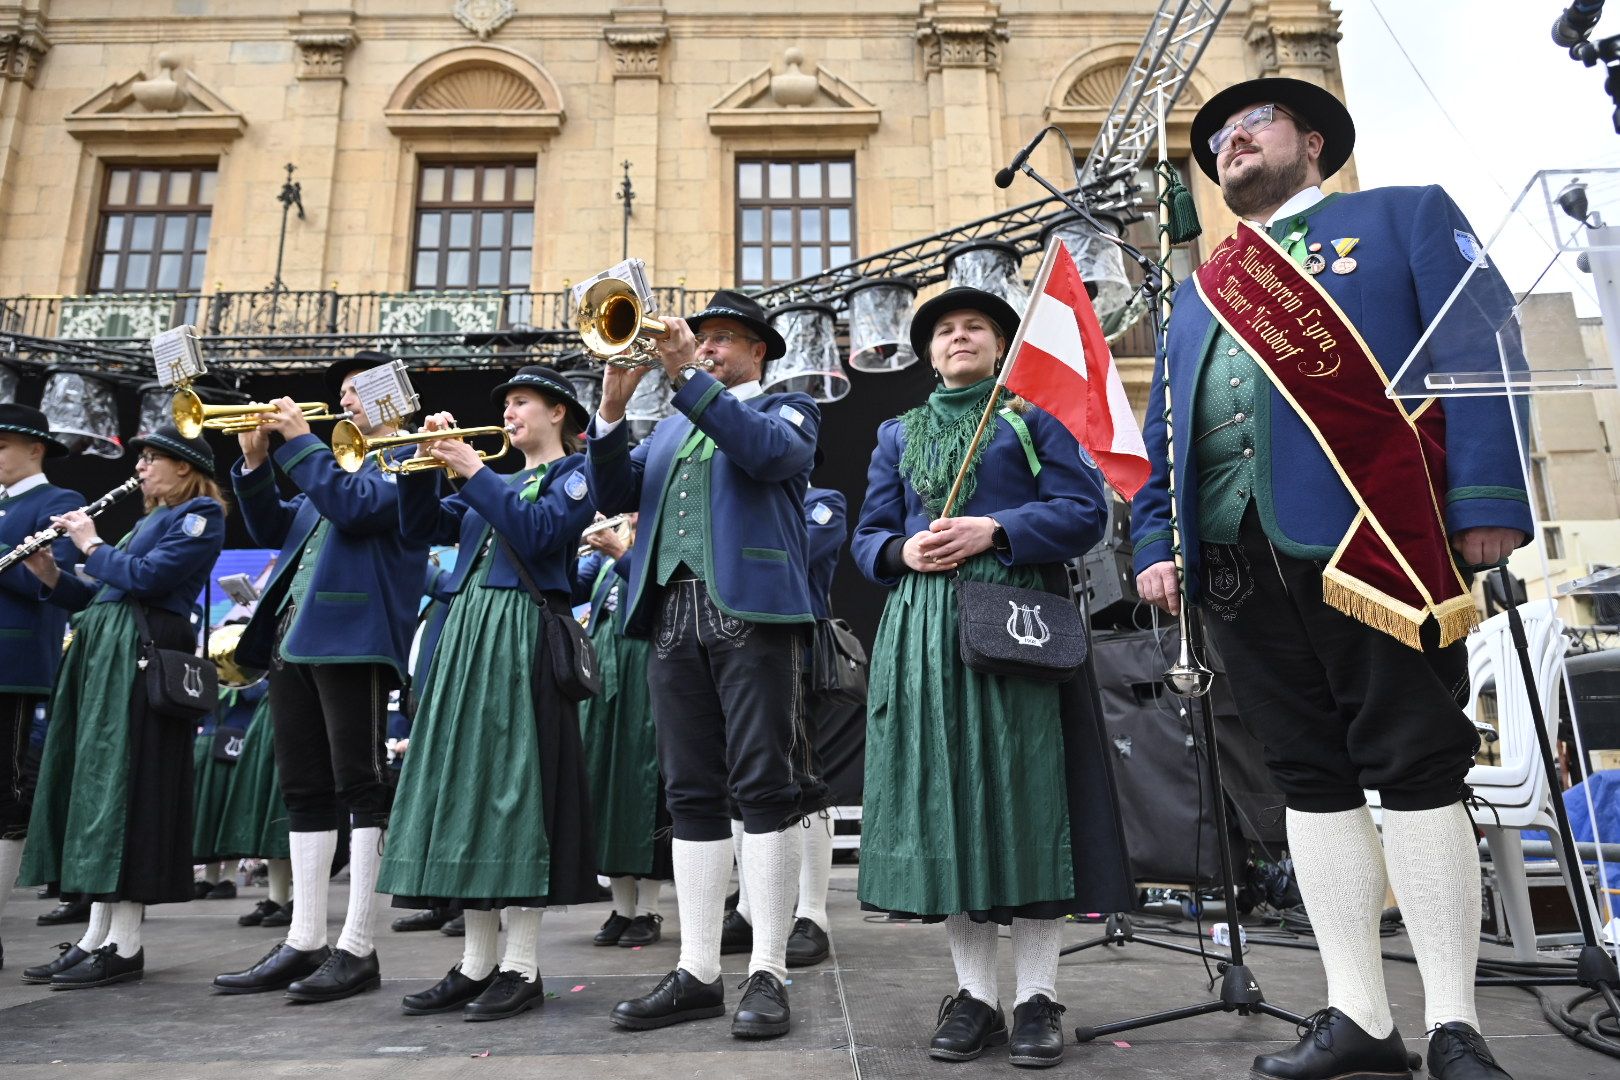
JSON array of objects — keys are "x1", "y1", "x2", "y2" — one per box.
[
  {"x1": 858, "y1": 556, "x2": 1076, "y2": 917},
  {"x1": 213, "y1": 698, "x2": 290, "y2": 860},
  {"x1": 192, "y1": 730, "x2": 235, "y2": 861},
  {"x1": 579, "y1": 622, "x2": 661, "y2": 877},
  {"x1": 378, "y1": 577, "x2": 552, "y2": 902}
]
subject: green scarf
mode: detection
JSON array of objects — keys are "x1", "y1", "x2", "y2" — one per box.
[{"x1": 898, "y1": 378, "x2": 997, "y2": 516}]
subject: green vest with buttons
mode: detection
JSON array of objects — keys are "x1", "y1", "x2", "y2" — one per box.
[
  {"x1": 280, "y1": 519, "x2": 331, "y2": 617},
  {"x1": 654, "y1": 429, "x2": 713, "y2": 585}
]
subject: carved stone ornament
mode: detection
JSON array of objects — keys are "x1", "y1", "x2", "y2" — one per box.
[
  {"x1": 1247, "y1": 22, "x2": 1342, "y2": 74},
  {"x1": 294, "y1": 31, "x2": 358, "y2": 80},
  {"x1": 0, "y1": 29, "x2": 49, "y2": 87},
  {"x1": 132, "y1": 52, "x2": 187, "y2": 112},
  {"x1": 770, "y1": 48, "x2": 818, "y2": 107},
  {"x1": 916, "y1": 17, "x2": 1010, "y2": 73},
  {"x1": 603, "y1": 26, "x2": 667, "y2": 79},
  {"x1": 454, "y1": 0, "x2": 516, "y2": 41}
]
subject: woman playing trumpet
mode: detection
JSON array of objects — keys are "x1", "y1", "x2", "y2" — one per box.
[{"x1": 379, "y1": 365, "x2": 600, "y2": 1022}]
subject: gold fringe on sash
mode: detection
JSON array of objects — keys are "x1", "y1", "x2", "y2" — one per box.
[
  {"x1": 1321, "y1": 573, "x2": 1425, "y2": 651},
  {"x1": 1434, "y1": 593, "x2": 1483, "y2": 649}
]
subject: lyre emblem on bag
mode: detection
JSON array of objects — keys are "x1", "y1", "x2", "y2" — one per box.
[
  {"x1": 1005, "y1": 601, "x2": 1050, "y2": 648},
  {"x1": 224, "y1": 735, "x2": 244, "y2": 758},
  {"x1": 182, "y1": 663, "x2": 205, "y2": 699}
]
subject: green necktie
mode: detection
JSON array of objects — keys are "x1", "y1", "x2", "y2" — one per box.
[{"x1": 519, "y1": 463, "x2": 550, "y2": 503}]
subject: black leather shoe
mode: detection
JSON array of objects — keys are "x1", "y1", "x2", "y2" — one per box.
[
  {"x1": 401, "y1": 964, "x2": 495, "y2": 1015},
  {"x1": 213, "y1": 942, "x2": 332, "y2": 994},
  {"x1": 464, "y1": 969, "x2": 544, "y2": 1021},
  {"x1": 50, "y1": 944, "x2": 143, "y2": 989},
  {"x1": 785, "y1": 917, "x2": 829, "y2": 967},
  {"x1": 610, "y1": 968, "x2": 726, "y2": 1030},
  {"x1": 719, "y1": 909, "x2": 753, "y2": 955},
  {"x1": 238, "y1": 900, "x2": 282, "y2": 927},
  {"x1": 1426, "y1": 1022, "x2": 1514, "y2": 1080},
  {"x1": 392, "y1": 908, "x2": 450, "y2": 933},
  {"x1": 22, "y1": 942, "x2": 89, "y2": 985},
  {"x1": 37, "y1": 897, "x2": 90, "y2": 926},
  {"x1": 1253, "y1": 1008, "x2": 1414, "y2": 1080},
  {"x1": 192, "y1": 880, "x2": 213, "y2": 900},
  {"x1": 286, "y1": 948, "x2": 381, "y2": 1003},
  {"x1": 930, "y1": 990, "x2": 1008, "y2": 1062},
  {"x1": 206, "y1": 880, "x2": 237, "y2": 900},
  {"x1": 440, "y1": 914, "x2": 465, "y2": 937},
  {"x1": 260, "y1": 901, "x2": 293, "y2": 929},
  {"x1": 595, "y1": 912, "x2": 632, "y2": 946},
  {"x1": 732, "y1": 970, "x2": 791, "y2": 1038},
  {"x1": 620, "y1": 914, "x2": 663, "y2": 947},
  {"x1": 1009, "y1": 994, "x2": 1067, "y2": 1068}
]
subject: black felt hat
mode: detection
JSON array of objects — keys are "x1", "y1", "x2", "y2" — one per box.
[
  {"x1": 489, "y1": 365, "x2": 590, "y2": 432},
  {"x1": 0, "y1": 403, "x2": 70, "y2": 459},
  {"x1": 1191, "y1": 76, "x2": 1355, "y2": 183},
  {"x1": 129, "y1": 425, "x2": 215, "y2": 474},
  {"x1": 689, "y1": 290, "x2": 787, "y2": 361},
  {"x1": 323, "y1": 350, "x2": 396, "y2": 404},
  {"x1": 908, "y1": 286, "x2": 1022, "y2": 363}
]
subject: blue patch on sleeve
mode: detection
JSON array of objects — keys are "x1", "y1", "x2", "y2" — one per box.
[
  {"x1": 1453, "y1": 229, "x2": 1489, "y2": 267},
  {"x1": 182, "y1": 513, "x2": 207, "y2": 538},
  {"x1": 564, "y1": 471, "x2": 588, "y2": 501}
]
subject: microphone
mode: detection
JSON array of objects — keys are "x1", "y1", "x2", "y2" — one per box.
[
  {"x1": 995, "y1": 126, "x2": 1055, "y2": 189},
  {"x1": 1553, "y1": 0, "x2": 1604, "y2": 47}
]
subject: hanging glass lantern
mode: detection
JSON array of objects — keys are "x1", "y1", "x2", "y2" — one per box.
[
  {"x1": 846, "y1": 278, "x2": 919, "y2": 373},
  {"x1": 765, "y1": 303, "x2": 849, "y2": 403},
  {"x1": 0, "y1": 361, "x2": 18, "y2": 406},
  {"x1": 625, "y1": 367, "x2": 672, "y2": 422},
  {"x1": 1040, "y1": 211, "x2": 1134, "y2": 322},
  {"x1": 40, "y1": 371, "x2": 122, "y2": 459},
  {"x1": 136, "y1": 382, "x2": 173, "y2": 439},
  {"x1": 946, "y1": 239, "x2": 1029, "y2": 312}
]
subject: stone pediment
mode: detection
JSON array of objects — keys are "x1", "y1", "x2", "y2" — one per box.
[
  {"x1": 385, "y1": 45, "x2": 564, "y2": 139},
  {"x1": 708, "y1": 49, "x2": 880, "y2": 136},
  {"x1": 1045, "y1": 48, "x2": 1206, "y2": 135},
  {"x1": 65, "y1": 57, "x2": 246, "y2": 143}
]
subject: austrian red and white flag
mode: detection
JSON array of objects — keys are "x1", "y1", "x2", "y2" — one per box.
[{"x1": 999, "y1": 238, "x2": 1149, "y2": 499}]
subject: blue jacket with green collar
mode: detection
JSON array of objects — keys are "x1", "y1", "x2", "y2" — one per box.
[{"x1": 43, "y1": 497, "x2": 225, "y2": 618}]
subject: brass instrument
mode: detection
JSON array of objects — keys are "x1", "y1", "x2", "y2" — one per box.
[
  {"x1": 577, "y1": 513, "x2": 633, "y2": 557},
  {"x1": 575, "y1": 276, "x2": 672, "y2": 369},
  {"x1": 331, "y1": 419, "x2": 511, "y2": 476},
  {"x1": 172, "y1": 387, "x2": 348, "y2": 439},
  {"x1": 0, "y1": 476, "x2": 141, "y2": 574},
  {"x1": 208, "y1": 623, "x2": 266, "y2": 689}
]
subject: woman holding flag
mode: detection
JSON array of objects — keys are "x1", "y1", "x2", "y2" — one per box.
[{"x1": 851, "y1": 282, "x2": 1133, "y2": 1069}]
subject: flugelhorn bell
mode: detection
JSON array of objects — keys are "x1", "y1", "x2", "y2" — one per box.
[
  {"x1": 331, "y1": 419, "x2": 511, "y2": 477},
  {"x1": 172, "y1": 387, "x2": 346, "y2": 439},
  {"x1": 575, "y1": 277, "x2": 669, "y2": 369}
]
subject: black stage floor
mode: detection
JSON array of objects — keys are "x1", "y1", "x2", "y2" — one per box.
[{"x1": 0, "y1": 868, "x2": 1608, "y2": 1079}]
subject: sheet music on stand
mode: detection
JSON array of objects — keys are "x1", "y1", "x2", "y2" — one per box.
[
  {"x1": 150, "y1": 326, "x2": 207, "y2": 388},
  {"x1": 571, "y1": 258, "x2": 657, "y2": 314},
  {"x1": 350, "y1": 359, "x2": 420, "y2": 428}
]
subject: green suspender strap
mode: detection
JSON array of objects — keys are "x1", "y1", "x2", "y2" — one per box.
[{"x1": 998, "y1": 407, "x2": 1041, "y2": 479}]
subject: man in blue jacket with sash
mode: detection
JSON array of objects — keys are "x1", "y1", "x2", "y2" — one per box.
[
  {"x1": 0, "y1": 405, "x2": 80, "y2": 964},
  {"x1": 213, "y1": 352, "x2": 427, "y2": 1002},
  {"x1": 1132, "y1": 78, "x2": 1528, "y2": 1080},
  {"x1": 588, "y1": 290, "x2": 818, "y2": 1040}
]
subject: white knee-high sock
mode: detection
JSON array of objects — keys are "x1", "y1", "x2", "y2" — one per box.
[
  {"x1": 944, "y1": 913, "x2": 999, "y2": 1006},
  {"x1": 287, "y1": 829, "x2": 338, "y2": 952},
  {"x1": 673, "y1": 837, "x2": 733, "y2": 984},
  {"x1": 336, "y1": 826, "x2": 384, "y2": 956},
  {"x1": 267, "y1": 858, "x2": 292, "y2": 907},
  {"x1": 1011, "y1": 918, "x2": 1062, "y2": 1006},
  {"x1": 461, "y1": 908, "x2": 499, "y2": 980},
  {"x1": 795, "y1": 814, "x2": 834, "y2": 931},
  {"x1": 77, "y1": 901, "x2": 112, "y2": 951},
  {"x1": 0, "y1": 837, "x2": 24, "y2": 922},
  {"x1": 1287, "y1": 807, "x2": 1393, "y2": 1038},
  {"x1": 203, "y1": 862, "x2": 221, "y2": 885},
  {"x1": 743, "y1": 827, "x2": 802, "y2": 982},
  {"x1": 1382, "y1": 802, "x2": 1481, "y2": 1032},
  {"x1": 636, "y1": 878, "x2": 663, "y2": 918},
  {"x1": 731, "y1": 818, "x2": 751, "y2": 924},
  {"x1": 106, "y1": 901, "x2": 143, "y2": 956},
  {"x1": 610, "y1": 876, "x2": 637, "y2": 920},
  {"x1": 502, "y1": 907, "x2": 544, "y2": 982}
]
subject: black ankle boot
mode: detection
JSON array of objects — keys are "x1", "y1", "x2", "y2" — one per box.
[
  {"x1": 1008, "y1": 994, "x2": 1066, "y2": 1068},
  {"x1": 929, "y1": 989, "x2": 1008, "y2": 1061},
  {"x1": 1253, "y1": 1008, "x2": 1415, "y2": 1080}
]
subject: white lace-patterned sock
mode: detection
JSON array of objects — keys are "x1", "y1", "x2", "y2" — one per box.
[
  {"x1": 105, "y1": 901, "x2": 143, "y2": 956},
  {"x1": 944, "y1": 912, "x2": 1000, "y2": 1007},
  {"x1": 742, "y1": 827, "x2": 802, "y2": 982},
  {"x1": 1382, "y1": 802, "x2": 1482, "y2": 1032},
  {"x1": 795, "y1": 814, "x2": 834, "y2": 931},
  {"x1": 286, "y1": 829, "x2": 338, "y2": 952},
  {"x1": 1011, "y1": 918, "x2": 1063, "y2": 1006},
  {"x1": 636, "y1": 878, "x2": 663, "y2": 918},
  {"x1": 459, "y1": 908, "x2": 499, "y2": 980},
  {"x1": 502, "y1": 907, "x2": 544, "y2": 982},
  {"x1": 335, "y1": 826, "x2": 383, "y2": 957},
  {"x1": 1287, "y1": 806, "x2": 1394, "y2": 1038},
  {"x1": 76, "y1": 901, "x2": 112, "y2": 952},
  {"x1": 267, "y1": 858, "x2": 292, "y2": 907},
  {"x1": 610, "y1": 876, "x2": 637, "y2": 919},
  {"x1": 202, "y1": 862, "x2": 221, "y2": 886},
  {"x1": 0, "y1": 837, "x2": 23, "y2": 922},
  {"x1": 673, "y1": 837, "x2": 732, "y2": 984},
  {"x1": 731, "y1": 818, "x2": 752, "y2": 924}
]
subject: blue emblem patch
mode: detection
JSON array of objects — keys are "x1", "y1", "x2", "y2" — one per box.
[
  {"x1": 564, "y1": 471, "x2": 588, "y2": 501},
  {"x1": 810, "y1": 502, "x2": 833, "y2": 526},
  {"x1": 182, "y1": 513, "x2": 207, "y2": 538},
  {"x1": 1453, "y1": 229, "x2": 1489, "y2": 267}
]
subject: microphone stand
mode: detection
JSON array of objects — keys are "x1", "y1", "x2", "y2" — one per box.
[{"x1": 1010, "y1": 159, "x2": 1312, "y2": 1043}]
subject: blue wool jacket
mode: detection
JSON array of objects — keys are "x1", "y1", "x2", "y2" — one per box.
[
  {"x1": 231, "y1": 433, "x2": 428, "y2": 678},
  {"x1": 1130, "y1": 186, "x2": 1534, "y2": 597},
  {"x1": 804, "y1": 486, "x2": 848, "y2": 621},
  {"x1": 585, "y1": 369, "x2": 820, "y2": 637},
  {"x1": 854, "y1": 404, "x2": 1107, "y2": 585},
  {"x1": 0, "y1": 481, "x2": 82, "y2": 693},
  {"x1": 45, "y1": 497, "x2": 226, "y2": 618}
]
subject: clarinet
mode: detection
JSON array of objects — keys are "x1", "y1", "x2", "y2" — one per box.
[{"x1": 0, "y1": 476, "x2": 142, "y2": 574}]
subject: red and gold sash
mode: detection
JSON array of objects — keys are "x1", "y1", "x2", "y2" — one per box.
[{"x1": 1192, "y1": 221, "x2": 1477, "y2": 650}]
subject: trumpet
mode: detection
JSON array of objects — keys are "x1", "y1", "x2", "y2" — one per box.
[
  {"x1": 575, "y1": 276, "x2": 670, "y2": 370},
  {"x1": 331, "y1": 419, "x2": 511, "y2": 476},
  {"x1": 172, "y1": 388, "x2": 348, "y2": 439},
  {"x1": 577, "y1": 514, "x2": 633, "y2": 557},
  {"x1": 0, "y1": 476, "x2": 141, "y2": 574}
]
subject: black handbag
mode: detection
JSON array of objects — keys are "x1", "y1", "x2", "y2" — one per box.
[
  {"x1": 211, "y1": 726, "x2": 247, "y2": 764},
  {"x1": 952, "y1": 576, "x2": 1087, "y2": 683},
  {"x1": 498, "y1": 536, "x2": 601, "y2": 703},
  {"x1": 810, "y1": 617, "x2": 868, "y2": 705},
  {"x1": 129, "y1": 603, "x2": 220, "y2": 721}
]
